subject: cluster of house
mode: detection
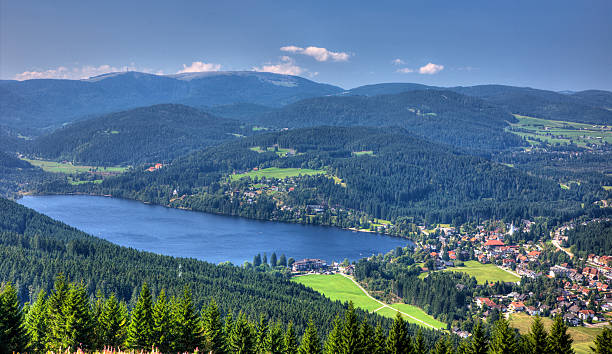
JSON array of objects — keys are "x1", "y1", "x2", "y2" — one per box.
[
  {"x1": 290, "y1": 258, "x2": 355, "y2": 275},
  {"x1": 146, "y1": 163, "x2": 163, "y2": 172}
]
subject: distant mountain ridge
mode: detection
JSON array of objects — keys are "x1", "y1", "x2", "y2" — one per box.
[{"x1": 0, "y1": 71, "x2": 343, "y2": 133}]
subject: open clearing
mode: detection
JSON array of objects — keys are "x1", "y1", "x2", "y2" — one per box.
[
  {"x1": 445, "y1": 261, "x2": 520, "y2": 284},
  {"x1": 22, "y1": 158, "x2": 128, "y2": 174},
  {"x1": 230, "y1": 167, "x2": 326, "y2": 181},
  {"x1": 507, "y1": 115, "x2": 612, "y2": 148},
  {"x1": 510, "y1": 313, "x2": 602, "y2": 354},
  {"x1": 292, "y1": 274, "x2": 446, "y2": 329}
]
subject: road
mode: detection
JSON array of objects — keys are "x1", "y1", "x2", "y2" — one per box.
[
  {"x1": 338, "y1": 273, "x2": 439, "y2": 330},
  {"x1": 551, "y1": 239, "x2": 574, "y2": 259}
]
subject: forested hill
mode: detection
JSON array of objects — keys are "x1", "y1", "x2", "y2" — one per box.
[
  {"x1": 0, "y1": 71, "x2": 343, "y2": 133},
  {"x1": 74, "y1": 126, "x2": 608, "y2": 224},
  {"x1": 29, "y1": 104, "x2": 250, "y2": 166},
  {"x1": 252, "y1": 90, "x2": 525, "y2": 151},
  {"x1": 563, "y1": 220, "x2": 612, "y2": 258},
  {"x1": 0, "y1": 197, "x2": 406, "y2": 336},
  {"x1": 344, "y1": 83, "x2": 612, "y2": 125}
]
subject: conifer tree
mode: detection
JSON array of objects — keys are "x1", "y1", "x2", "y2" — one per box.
[
  {"x1": 298, "y1": 318, "x2": 322, "y2": 354},
  {"x1": 464, "y1": 321, "x2": 487, "y2": 354},
  {"x1": 254, "y1": 254, "x2": 262, "y2": 267},
  {"x1": 255, "y1": 313, "x2": 269, "y2": 353},
  {"x1": 98, "y1": 293, "x2": 127, "y2": 349},
  {"x1": 386, "y1": 312, "x2": 411, "y2": 354},
  {"x1": 413, "y1": 329, "x2": 426, "y2": 354},
  {"x1": 262, "y1": 253, "x2": 268, "y2": 266},
  {"x1": 152, "y1": 289, "x2": 174, "y2": 352},
  {"x1": 63, "y1": 282, "x2": 96, "y2": 350},
  {"x1": 590, "y1": 326, "x2": 612, "y2": 354},
  {"x1": 202, "y1": 298, "x2": 225, "y2": 353},
  {"x1": 283, "y1": 322, "x2": 299, "y2": 354},
  {"x1": 528, "y1": 316, "x2": 548, "y2": 353},
  {"x1": 324, "y1": 314, "x2": 343, "y2": 354},
  {"x1": 126, "y1": 283, "x2": 154, "y2": 350},
  {"x1": 25, "y1": 290, "x2": 48, "y2": 353},
  {"x1": 489, "y1": 318, "x2": 519, "y2": 354},
  {"x1": 373, "y1": 323, "x2": 387, "y2": 354},
  {"x1": 0, "y1": 283, "x2": 28, "y2": 353},
  {"x1": 341, "y1": 302, "x2": 361, "y2": 353},
  {"x1": 263, "y1": 321, "x2": 284, "y2": 354},
  {"x1": 270, "y1": 252, "x2": 278, "y2": 267},
  {"x1": 228, "y1": 312, "x2": 255, "y2": 354},
  {"x1": 359, "y1": 320, "x2": 375, "y2": 354},
  {"x1": 432, "y1": 336, "x2": 454, "y2": 354},
  {"x1": 173, "y1": 286, "x2": 203, "y2": 352},
  {"x1": 223, "y1": 311, "x2": 235, "y2": 353},
  {"x1": 279, "y1": 254, "x2": 288, "y2": 267},
  {"x1": 547, "y1": 316, "x2": 574, "y2": 354},
  {"x1": 45, "y1": 274, "x2": 70, "y2": 351}
]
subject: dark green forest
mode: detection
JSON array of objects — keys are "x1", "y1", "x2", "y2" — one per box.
[{"x1": 563, "y1": 220, "x2": 612, "y2": 258}]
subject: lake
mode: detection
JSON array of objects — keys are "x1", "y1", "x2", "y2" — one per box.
[{"x1": 18, "y1": 195, "x2": 410, "y2": 265}]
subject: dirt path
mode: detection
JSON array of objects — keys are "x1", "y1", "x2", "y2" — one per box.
[
  {"x1": 551, "y1": 239, "x2": 574, "y2": 259},
  {"x1": 338, "y1": 273, "x2": 439, "y2": 330}
]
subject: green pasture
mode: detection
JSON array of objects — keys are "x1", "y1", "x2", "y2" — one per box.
[
  {"x1": 23, "y1": 158, "x2": 128, "y2": 174},
  {"x1": 445, "y1": 261, "x2": 520, "y2": 284},
  {"x1": 230, "y1": 167, "x2": 326, "y2": 181}
]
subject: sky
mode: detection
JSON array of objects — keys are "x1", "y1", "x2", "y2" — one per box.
[{"x1": 1, "y1": 0, "x2": 611, "y2": 91}]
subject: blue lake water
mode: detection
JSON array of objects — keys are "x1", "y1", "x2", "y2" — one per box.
[{"x1": 18, "y1": 195, "x2": 409, "y2": 265}]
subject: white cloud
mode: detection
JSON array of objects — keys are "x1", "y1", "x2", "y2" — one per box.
[
  {"x1": 392, "y1": 58, "x2": 405, "y2": 65},
  {"x1": 14, "y1": 64, "x2": 163, "y2": 81},
  {"x1": 252, "y1": 56, "x2": 305, "y2": 76},
  {"x1": 396, "y1": 68, "x2": 414, "y2": 73},
  {"x1": 177, "y1": 61, "x2": 222, "y2": 73},
  {"x1": 280, "y1": 45, "x2": 350, "y2": 62},
  {"x1": 418, "y1": 62, "x2": 444, "y2": 75}
]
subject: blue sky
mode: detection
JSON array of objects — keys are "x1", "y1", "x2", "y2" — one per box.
[{"x1": 1, "y1": 0, "x2": 611, "y2": 91}]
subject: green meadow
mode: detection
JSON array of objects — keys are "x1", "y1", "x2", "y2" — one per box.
[
  {"x1": 230, "y1": 167, "x2": 326, "y2": 181},
  {"x1": 445, "y1": 260, "x2": 520, "y2": 284},
  {"x1": 507, "y1": 115, "x2": 612, "y2": 147},
  {"x1": 22, "y1": 158, "x2": 128, "y2": 174}
]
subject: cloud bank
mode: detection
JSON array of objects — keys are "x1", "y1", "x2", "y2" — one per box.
[
  {"x1": 280, "y1": 45, "x2": 350, "y2": 62},
  {"x1": 177, "y1": 61, "x2": 222, "y2": 73},
  {"x1": 252, "y1": 56, "x2": 305, "y2": 76},
  {"x1": 13, "y1": 64, "x2": 159, "y2": 81},
  {"x1": 418, "y1": 62, "x2": 444, "y2": 74}
]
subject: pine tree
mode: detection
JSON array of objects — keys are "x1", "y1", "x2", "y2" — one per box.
[
  {"x1": 413, "y1": 329, "x2": 426, "y2": 354},
  {"x1": 270, "y1": 252, "x2": 278, "y2": 267},
  {"x1": 45, "y1": 274, "x2": 70, "y2": 351},
  {"x1": 173, "y1": 286, "x2": 203, "y2": 352},
  {"x1": 547, "y1": 316, "x2": 574, "y2": 354},
  {"x1": 255, "y1": 314, "x2": 269, "y2": 353},
  {"x1": 386, "y1": 312, "x2": 411, "y2": 354},
  {"x1": 528, "y1": 316, "x2": 548, "y2": 354},
  {"x1": 202, "y1": 298, "x2": 225, "y2": 353},
  {"x1": 98, "y1": 293, "x2": 127, "y2": 349},
  {"x1": 228, "y1": 312, "x2": 255, "y2": 354},
  {"x1": 359, "y1": 320, "x2": 375, "y2": 354},
  {"x1": 433, "y1": 336, "x2": 454, "y2": 354},
  {"x1": 298, "y1": 318, "x2": 322, "y2": 354},
  {"x1": 63, "y1": 282, "x2": 96, "y2": 350},
  {"x1": 464, "y1": 321, "x2": 487, "y2": 354},
  {"x1": 279, "y1": 254, "x2": 288, "y2": 267},
  {"x1": 340, "y1": 302, "x2": 361, "y2": 353},
  {"x1": 489, "y1": 318, "x2": 519, "y2": 354},
  {"x1": 263, "y1": 321, "x2": 284, "y2": 354},
  {"x1": 223, "y1": 311, "x2": 235, "y2": 354},
  {"x1": 283, "y1": 322, "x2": 299, "y2": 354},
  {"x1": 373, "y1": 323, "x2": 387, "y2": 354},
  {"x1": 126, "y1": 283, "x2": 154, "y2": 350},
  {"x1": 0, "y1": 283, "x2": 28, "y2": 353},
  {"x1": 324, "y1": 314, "x2": 343, "y2": 354},
  {"x1": 25, "y1": 290, "x2": 48, "y2": 353},
  {"x1": 590, "y1": 326, "x2": 612, "y2": 354},
  {"x1": 262, "y1": 253, "x2": 268, "y2": 266},
  {"x1": 152, "y1": 289, "x2": 174, "y2": 352}
]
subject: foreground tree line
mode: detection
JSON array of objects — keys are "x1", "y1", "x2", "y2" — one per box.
[{"x1": 2, "y1": 278, "x2": 612, "y2": 353}]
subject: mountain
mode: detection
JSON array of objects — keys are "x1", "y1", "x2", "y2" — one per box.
[
  {"x1": 252, "y1": 90, "x2": 524, "y2": 151},
  {"x1": 73, "y1": 126, "x2": 606, "y2": 225},
  {"x1": 344, "y1": 83, "x2": 612, "y2": 125},
  {"x1": 203, "y1": 102, "x2": 276, "y2": 120},
  {"x1": 0, "y1": 71, "x2": 343, "y2": 133},
  {"x1": 30, "y1": 104, "x2": 250, "y2": 166}
]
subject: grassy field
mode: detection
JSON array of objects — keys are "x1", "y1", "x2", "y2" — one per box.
[
  {"x1": 23, "y1": 158, "x2": 128, "y2": 174},
  {"x1": 292, "y1": 274, "x2": 446, "y2": 329},
  {"x1": 507, "y1": 115, "x2": 612, "y2": 148},
  {"x1": 445, "y1": 261, "x2": 520, "y2": 284},
  {"x1": 230, "y1": 167, "x2": 326, "y2": 181},
  {"x1": 249, "y1": 146, "x2": 295, "y2": 157},
  {"x1": 509, "y1": 313, "x2": 602, "y2": 353},
  {"x1": 353, "y1": 150, "x2": 374, "y2": 156}
]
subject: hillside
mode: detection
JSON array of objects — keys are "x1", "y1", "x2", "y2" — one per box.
[
  {"x1": 66, "y1": 126, "x2": 608, "y2": 225},
  {"x1": 345, "y1": 83, "x2": 612, "y2": 125},
  {"x1": 253, "y1": 90, "x2": 524, "y2": 151},
  {"x1": 0, "y1": 197, "x2": 399, "y2": 336},
  {"x1": 29, "y1": 104, "x2": 250, "y2": 165},
  {"x1": 0, "y1": 71, "x2": 343, "y2": 133}
]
